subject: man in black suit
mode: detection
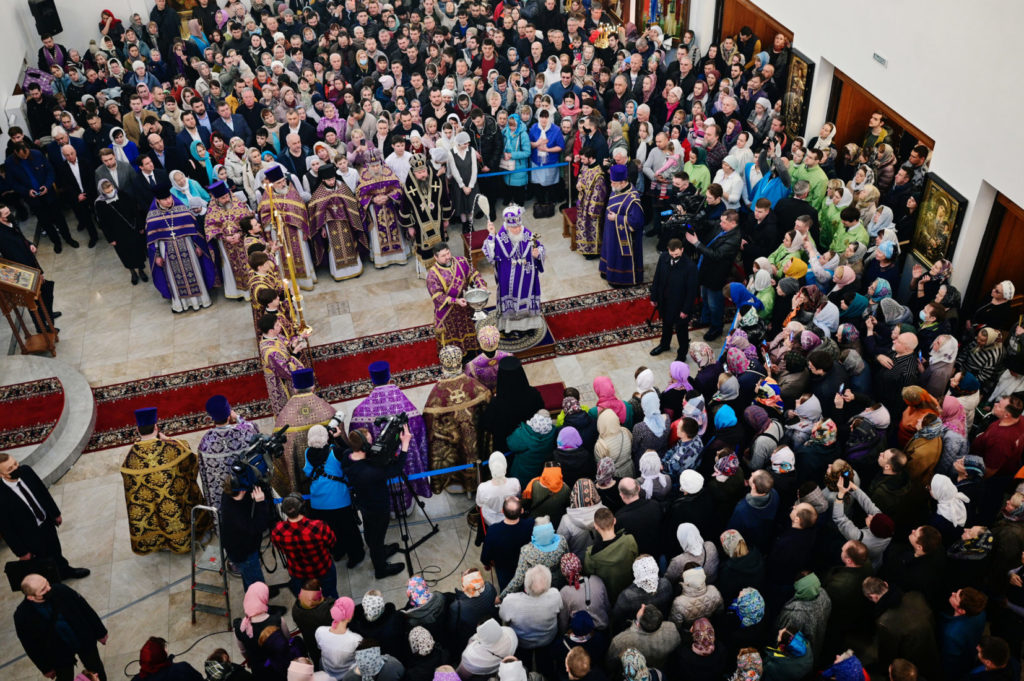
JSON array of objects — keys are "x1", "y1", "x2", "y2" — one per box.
[
  {"x1": 175, "y1": 111, "x2": 212, "y2": 154},
  {"x1": 282, "y1": 109, "x2": 318, "y2": 149},
  {"x1": 773, "y1": 179, "x2": 819, "y2": 244},
  {"x1": 144, "y1": 132, "x2": 187, "y2": 173},
  {"x1": 0, "y1": 453, "x2": 88, "y2": 580},
  {"x1": 211, "y1": 101, "x2": 253, "y2": 146},
  {"x1": 54, "y1": 145, "x2": 100, "y2": 247},
  {"x1": 614, "y1": 477, "x2": 662, "y2": 557},
  {"x1": 15, "y1": 574, "x2": 107, "y2": 681},
  {"x1": 649, "y1": 238, "x2": 699, "y2": 361},
  {"x1": 135, "y1": 156, "x2": 170, "y2": 209},
  {"x1": 0, "y1": 203, "x2": 58, "y2": 325}
]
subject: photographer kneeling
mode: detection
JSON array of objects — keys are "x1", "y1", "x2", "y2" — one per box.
[
  {"x1": 344, "y1": 425, "x2": 413, "y2": 578},
  {"x1": 220, "y1": 471, "x2": 275, "y2": 591},
  {"x1": 303, "y1": 424, "x2": 366, "y2": 569}
]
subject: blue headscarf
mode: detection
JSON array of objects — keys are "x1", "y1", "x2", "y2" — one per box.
[
  {"x1": 869, "y1": 278, "x2": 892, "y2": 304},
  {"x1": 714, "y1": 405, "x2": 738, "y2": 429},
  {"x1": 190, "y1": 139, "x2": 216, "y2": 184},
  {"x1": 641, "y1": 392, "x2": 666, "y2": 437},
  {"x1": 531, "y1": 521, "x2": 561, "y2": 552}
]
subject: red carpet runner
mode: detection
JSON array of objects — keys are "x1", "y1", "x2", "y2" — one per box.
[
  {"x1": 86, "y1": 287, "x2": 658, "y2": 451},
  {"x1": 0, "y1": 378, "x2": 65, "y2": 449}
]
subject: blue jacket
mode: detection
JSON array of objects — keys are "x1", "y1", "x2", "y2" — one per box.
[
  {"x1": 303, "y1": 445, "x2": 352, "y2": 510},
  {"x1": 211, "y1": 114, "x2": 252, "y2": 146},
  {"x1": 727, "y1": 489, "x2": 779, "y2": 553},
  {"x1": 502, "y1": 115, "x2": 531, "y2": 187},
  {"x1": 941, "y1": 611, "x2": 986, "y2": 680},
  {"x1": 4, "y1": 150, "x2": 56, "y2": 196}
]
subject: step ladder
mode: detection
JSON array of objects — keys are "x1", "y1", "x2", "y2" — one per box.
[{"x1": 190, "y1": 504, "x2": 231, "y2": 625}]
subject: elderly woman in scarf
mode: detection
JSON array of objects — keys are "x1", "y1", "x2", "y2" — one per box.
[
  {"x1": 446, "y1": 570, "x2": 498, "y2": 652},
  {"x1": 904, "y1": 413, "x2": 944, "y2": 486},
  {"x1": 523, "y1": 461, "x2": 570, "y2": 527},
  {"x1": 632, "y1": 393, "x2": 670, "y2": 461},
  {"x1": 506, "y1": 409, "x2": 557, "y2": 486},
  {"x1": 557, "y1": 479, "x2": 606, "y2": 553},
  {"x1": 690, "y1": 341, "x2": 724, "y2": 401},
  {"x1": 768, "y1": 230, "x2": 805, "y2": 273},
  {"x1": 557, "y1": 552, "x2": 611, "y2": 632},
  {"x1": 667, "y1": 523, "x2": 720, "y2": 583},
  {"x1": 957, "y1": 327, "x2": 1005, "y2": 395},
  {"x1": 594, "y1": 408, "x2": 634, "y2": 478},
  {"x1": 927, "y1": 473, "x2": 970, "y2": 543},
  {"x1": 499, "y1": 516, "x2": 569, "y2": 598},
  {"x1": 724, "y1": 587, "x2": 770, "y2": 653},
  {"x1": 636, "y1": 450, "x2": 671, "y2": 501},
  {"x1": 710, "y1": 376, "x2": 741, "y2": 426},
  {"x1": 169, "y1": 169, "x2": 211, "y2": 217},
  {"x1": 918, "y1": 334, "x2": 959, "y2": 400},
  {"x1": 864, "y1": 232, "x2": 901, "y2": 292},
  {"x1": 747, "y1": 268, "x2": 776, "y2": 320},
  {"x1": 784, "y1": 394, "x2": 821, "y2": 448},
  {"x1": 613, "y1": 555, "x2": 674, "y2": 630}
]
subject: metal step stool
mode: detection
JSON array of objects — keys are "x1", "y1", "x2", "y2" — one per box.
[{"x1": 190, "y1": 504, "x2": 231, "y2": 625}]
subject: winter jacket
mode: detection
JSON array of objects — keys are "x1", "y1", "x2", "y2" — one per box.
[
  {"x1": 507, "y1": 422, "x2": 558, "y2": 487},
  {"x1": 584, "y1": 531, "x2": 639, "y2": 603},
  {"x1": 612, "y1": 578, "x2": 674, "y2": 631}
]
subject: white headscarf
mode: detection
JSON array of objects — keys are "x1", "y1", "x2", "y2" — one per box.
[
  {"x1": 638, "y1": 450, "x2": 667, "y2": 499},
  {"x1": 930, "y1": 474, "x2": 968, "y2": 527},
  {"x1": 676, "y1": 523, "x2": 704, "y2": 556}
]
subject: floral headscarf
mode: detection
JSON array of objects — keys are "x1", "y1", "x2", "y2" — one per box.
[
  {"x1": 595, "y1": 457, "x2": 616, "y2": 486},
  {"x1": 691, "y1": 618, "x2": 716, "y2": 656},
  {"x1": 869, "y1": 278, "x2": 892, "y2": 304},
  {"x1": 462, "y1": 571, "x2": 486, "y2": 598},
  {"x1": 810, "y1": 419, "x2": 838, "y2": 446},
  {"x1": 620, "y1": 648, "x2": 651, "y2": 681},
  {"x1": 714, "y1": 451, "x2": 740, "y2": 481},
  {"x1": 755, "y1": 379, "x2": 784, "y2": 412},
  {"x1": 837, "y1": 323, "x2": 860, "y2": 343},
  {"x1": 527, "y1": 410, "x2": 553, "y2": 434},
  {"x1": 562, "y1": 396, "x2": 583, "y2": 415},
  {"x1": 407, "y1": 576, "x2": 432, "y2": 607},
  {"x1": 689, "y1": 341, "x2": 716, "y2": 368},
  {"x1": 730, "y1": 588, "x2": 766, "y2": 627},
  {"x1": 731, "y1": 649, "x2": 763, "y2": 681},
  {"x1": 570, "y1": 478, "x2": 600, "y2": 508},
  {"x1": 560, "y1": 551, "x2": 582, "y2": 588}
]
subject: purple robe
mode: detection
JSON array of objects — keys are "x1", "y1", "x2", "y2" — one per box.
[
  {"x1": 482, "y1": 228, "x2": 546, "y2": 331},
  {"x1": 145, "y1": 199, "x2": 218, "y2": 306},
  {"x1": 349, "y1": 385, "x2": 431, "y2": 509},
  {"x1": 197, "y1": 420, "x2": 259, "y2": 511},
  {"x1": 599, "y1": 188, "x2": 645, "y2": 286},
  {"x1": 464, "y1": 351, "x2": 511, "y2": 393},
  {"x1": 426, "y1": 256, "x2": 486, "y2": 353}
]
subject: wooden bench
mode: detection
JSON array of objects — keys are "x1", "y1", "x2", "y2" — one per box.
[
  {"x1": 536, "y1": 381, "x2": 567, "y2": 416},
  {"x1": 562, "y1": 207, "x2": 578, "y2": 251},
  {"x1": 462, "y1": 229, "x2": 489, "y2": 270}
]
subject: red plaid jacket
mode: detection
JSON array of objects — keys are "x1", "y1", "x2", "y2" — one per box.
[{"x1": 270, "y1": 516, "x2": 336, "y2": 579}]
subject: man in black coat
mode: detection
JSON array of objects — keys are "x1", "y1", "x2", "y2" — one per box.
[
  {"x1": 463, "y1": 109, "x2": 503, "y2": 220},
  {"x1": 741, "y1": 198, "x2": 779, "y2": 273},
  {"x1": 0, "y1": 454, "x2": 87, "y2": 579},
  {"x1": 54, "y1": 144, "x2": 100, "y2": 247},
  {"x1": 773, "y1": 179, "x2": 819, "y2": 243},
  {"x1": 0, "y1": 204, "x2": 58, "y2": 326},
  {"x1": 614, "y1": 478, "x2": 663, "y2": 558},
  {"x1": 686, "y1": 209, "x2": 742, "y2": 341},
  {"x1": 650, "y1": 238, "x2": 698, "y2": 361},
  {"x1": 15, "y1": 575, "x2": 108, "y2": 681}
]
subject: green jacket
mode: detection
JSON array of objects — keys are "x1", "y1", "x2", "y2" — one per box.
[
  {"x1": 507, "y1": 423, "x2": 557, "y2": 487},
  {"x1": 584, "y1": 530, "x2": 639, "y2": 603},
  {"x1": 830, "y1": 222, "x2": 870, "y2": 254}
]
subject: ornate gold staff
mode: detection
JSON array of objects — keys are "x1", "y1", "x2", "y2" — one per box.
[{"x1": 262, "y1": 179, "x2": 313, "y2": 340}]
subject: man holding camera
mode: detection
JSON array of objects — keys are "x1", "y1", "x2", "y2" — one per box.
[
  {"x1": 220, "y1": 468, "x2": 275, "y2": 590},
  {"x1": 304, "y1": 424, "x2": 366, "y2": 568},
  {"x1": 275, "y1": 368, "x2": 336, "y2": 495},
  {"x1": 344, "y1": 425, "x2": 414, "y2": 579}
]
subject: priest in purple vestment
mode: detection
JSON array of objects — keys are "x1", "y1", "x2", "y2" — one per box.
[
  {"x1": 197, "y1": 395, "x2": 259, "y2": 512},
  {"x1": 145, "y1": 184, "x2": 217, "y2": 312},
  {"x1": 482, "y1": 204, "x2": 546, "y2": 336},
  {"x1": 348, "y1": 361, "x2": 431, "y2": 510}
]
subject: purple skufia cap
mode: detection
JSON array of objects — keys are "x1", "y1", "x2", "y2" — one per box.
[
  {"x1": 369, "y1": 361, "x2": 391, "y2": 385},
  {"x1": 610, "y1": 164, "x2": 628, "y2": 182}
]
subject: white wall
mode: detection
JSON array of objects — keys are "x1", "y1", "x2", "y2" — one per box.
[{"x1": 688, "y1": 0, "x2": 1024, "y2": 293}]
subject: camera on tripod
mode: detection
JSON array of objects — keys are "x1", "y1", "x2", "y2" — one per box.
[
  {"x1": 229, "y1": 425, "x2": 289, "y2": 492},
  {"x1": 369, "y1": 412, "x2": 409, "y2": 466}
]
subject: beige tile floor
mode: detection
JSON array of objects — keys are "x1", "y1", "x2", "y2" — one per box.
[{"x1": 0, "y1": 208, "x2": 708, "y2": 679}]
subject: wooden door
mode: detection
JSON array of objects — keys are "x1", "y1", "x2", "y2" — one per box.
[
  {"x1": 716, "y1": 0, "x2": 792, "y2": 47},
  {"x1": 827, "y1": 69, "x2": 934, "y2": 159},
  {"x1": 966, "y1": 193, "x2": 1024, "y2": 312}
]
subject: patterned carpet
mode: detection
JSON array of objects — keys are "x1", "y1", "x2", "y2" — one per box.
[
  {"x1": 0, "y1": 378, "x2": 65, "y2": 449},
  {"x1": 84, "y1": 286, "x2": 659, "y2": 451}
]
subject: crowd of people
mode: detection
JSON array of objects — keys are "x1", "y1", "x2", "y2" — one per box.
[{"x1": 5, "y1": 1, "x2": 1024, "y2": 681}]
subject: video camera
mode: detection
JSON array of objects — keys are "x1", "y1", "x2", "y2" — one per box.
[
  {"x1": 368, "y1": 412, "x2": 409, "y2": 466},
  {"x1": 229, "y1": 425, "x2": 289, "y2": 493}
]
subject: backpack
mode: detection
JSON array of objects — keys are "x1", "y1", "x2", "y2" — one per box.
[{"x1": 21, "y1": 68, "x2": 56, "y2": 97}]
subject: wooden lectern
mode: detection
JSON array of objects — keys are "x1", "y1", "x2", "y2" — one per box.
[{"x1": 0, "y1": 258, "x2": 57, "y2": 356}]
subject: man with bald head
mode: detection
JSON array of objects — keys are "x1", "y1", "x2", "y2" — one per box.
[
  {"x1": 870, "y1": 328, "x2": 921, "y2": 419},
  {"x1": 614, "y1": 475, "x2": 663, "y2": 557},
  {"x1": 15, "y1": 574, "x2": 108, "y2": 681},
  {"x1": 145, "y1": 132, "x2": 186, "y2": 173},
  {"x1": 54, "y1": 143, "x2": 99, "y2": 247}
]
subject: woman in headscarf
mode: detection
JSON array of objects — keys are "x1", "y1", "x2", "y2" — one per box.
[
  {"x1": 636, "y1": 450, "x2": 671, "y2": 501},
  {"x1": 556, "y1": 478, "x2": 606, "y2": 553},
  {"x1": 629, "y1": 368, "x2": 659, "y2": 422},
  {"x1": 684, "y1": 145, "x2": 712, "y2": 194},
  {"x1": 134, "y1": 637, "x2": 202, "y2": 680},
  {"x1": 717, "y1": 532, "x2": 766, "y2": 607},
  {"x1": 904, "y1": 413, "x2": 944, "y2": 485},
  {"x1": 446, "y1": 570, "x2": 497, "y2": 653},
  {"x1": 918, "y1": 334, "x2": 959, "y2": 400},
  {"x1": 929, "y1": 473, "x2": 970, "y2": 544},
  {"x1": 748, "y1": 268, "x2": 775, "y2": 320},
  {"x1": 722, "y1": 587, "x2": 771, "y2": 656},
  {"x1": 475, "y1": 452, "x2": 521, "y2": 526},
  {"x1": 558, "y1": 552, "x2": 611, "y2": 632},
  {"x1": 184, "y1": 139, "x2": 216, "y2": 187},
  {"x1": 502, "y1": 113, "x2": 531, "y2": 205},
  {"x1": 350, "y1": 589, "x2": 408, "y2": 665},
  {"x1": 554, "y1": 427, "x2": 594, "y2": 488},
  {"x1": 632, "y1": 393, "x2": 670, "y2": 462},
  {"x1": 506, "y1": 410, "x2": 559, "y2": 488},
  {"x1": 660, "y1": 361, "x2": 693, "y2": 419},
  {"x1": 690, "y1": 341, "x2": 724, "y2": 401},
  {"x1": 482, "y1": 356, "x2": 544, "y2": 451},
  {"x1": 590, "y1": 376, "x2": 634, "y2": 427},
  {"x1": 784, "y1": 393, "x2": 821, "y2": 449},
  {"x1": 403, "y1": 576, "x2": 448, "y2": 641},
  {"x1": 863, "y1": 233, "x2": 901, "y2": 293},
  {"x1": 613, "y1": 556, "x2": 674, "y2": 630},
  {"x1": 819, "y1": 180, "x2": 853, "y2": 251},
  {"x1": 709, "y1": 376, "x2": 741, "y2": 425},
  {"x1": 909, "y1": 258, "x2": 956, "y2": 317},
  {"x1": 499, "y1": 516, "x2": 569, "y2": 598},
  {"x1": 767, "y1": 230, "x2": 805, "y2": 274},
  {"x1": 109, "y1": 127, "x2": 139, "y2": 166},
  {"x1": 593, "y1": 456, "x2": 623, "y2": 512},
  {"x1": 447, "y1": 130, "x2": 478, "y2": 232},
  {"x1": 94, "y1": 178, "x2": 148, "y2": 285},
  {"x1": 621, "y1": 647, "x2": 665, "y2": 681},
  {"x1": 666, "y1": 523, "x2": 720, "y2": 584},
  {"x1": 560, "y1": 391, "x2": 598, "y2": 449},
  {"x1": 169, "y1": 169, "x2": 210, "y2": 218},
  {"x1": 872, "y1": 143, "x2": 898, "y2": 193},
  {"x1": 897, "y1": 386, "x2": 941, "y2": 446},
  {"x1": 406, "y1": 627, "x2": 445, "y2": 681},
  {"x1": 233, "y1": 582, "x2": 289, "y2": 670},
  {"x1": 956, "y1": 327, "x2": 1005, "y2": 395},
  {"x1": 969, "y1": 280, "x2": 1017, "y2": 334},
  {"x1": 846, "y1": 164, "x2": 875, "y2": 195},
  {"x1": 594, "y1": 408, "x2": 634, "y2": 479},
  {"x1": 187, "y1": 18, "x2": 210, "y2": 54},
  {"x1": 868, "y1": 204, "x2": 894, "y2": 239},
  {"x1": 940, "y1": 395, "x2": 967, "y2": 438}
]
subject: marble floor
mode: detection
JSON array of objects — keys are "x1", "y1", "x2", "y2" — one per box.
[{"x1": 0, "y1": 206, "x2": 706, "y2": 679}]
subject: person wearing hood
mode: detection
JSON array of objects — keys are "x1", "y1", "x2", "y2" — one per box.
[
  {"x1": 594, "y1": 408, "x2": 635, "y2": 478},
  {"x1": 727, "y1": 470, "x2": 780, "y2": 554},
  {"x1": 350, "y1": 589, "x2": 409, "y2": 665},
  {"x1": 482, "y1": 356, "x2": 544, "y2": 451},
  {"x1": 524, "y1": 461, "x2": 571, "y2": 527},
  {"x1": 446, "y1": 569, "x2": 497, "y2": 653},
  {"x1": 290, "y1": 579, "x2": 335, "y2": 671},
  {"x1": 558, "y1": 479, "x2": 607, "y2": 553},
  {"x1": 402, "y1": 576, "x2": 451, "y2": 645},
  {"x1": 612, "y1": 556, "x2": 674, "y2": 630},
  {"x1": 776, "y1": 572, "x2": 832, "y2": 663},
  {"x1": 507, "y1": 409, "x2": 558, "y2": 487},
  {"x1": 501, "y1": 516, "x2": 570, "y2": 599},
  {"x1": 555, "y1": 427, "x2": 596, "y2": 488},
  {"x1": 458, "y1": 618, "x2": 518, "y2": 679}
]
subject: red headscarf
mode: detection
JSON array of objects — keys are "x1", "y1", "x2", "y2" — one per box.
[{"x1": 138, "y1": 638, "x2": 171, "y2": 678}]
